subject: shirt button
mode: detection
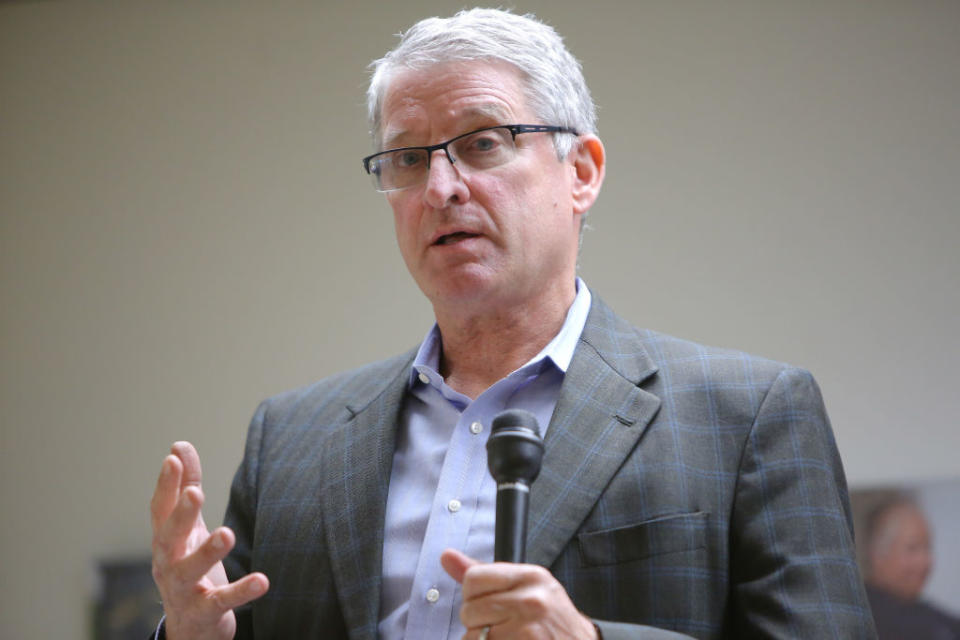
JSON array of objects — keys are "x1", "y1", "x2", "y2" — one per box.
[
  {"x1": 418, "y1": 372, "x2": 430, "y2": 385},
  {"x1": 447, "y1": 499, "x2": 461, "y2": 513},
  {"x1": 425, "y1": 587, "x2": 440, "y2": 603},
  {"x1": 470, "y1": 421, "x2": 483, "y2": 434}
]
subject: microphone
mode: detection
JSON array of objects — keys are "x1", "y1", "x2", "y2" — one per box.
[{"x1": 486, "y1": 409, "x2": 545, "y2": 563}]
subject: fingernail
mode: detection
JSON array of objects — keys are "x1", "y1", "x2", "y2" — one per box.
[
  {"x1": 248, "y1": 580, "x2": 263, "y2": 594},
  {"x1": 182, "y1": 491, "x2": 194, "y2": 508}
]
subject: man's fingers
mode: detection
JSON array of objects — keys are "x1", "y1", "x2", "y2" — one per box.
[
  {"x1": 150, "y1": 455, "x2": 183, "y2": 533},
  {"x1": 207, "y1": 572, "x2": 270, "y2": 613},
  {"x1": 156, "y1": 485, "x2": 205, "y2": 561},
  {"x1": 171, "y1": 527, "x2": 235, "y2": 586},
  {"x1": 461, "y1": 602, "x2": 512, "y2": 634},
  {"x1": 172, "y1": 440, "x2": 203, "y2": 488},
  {"x1": 440, "y1": 548, "x2": 478, "y2": 584},
  {"x1": 457, "y1": 563, "x2": 598, "y2": 639},
  {"x1": 161, "y1": 572, "x2": 268, "y2": 635},
  {"x1": 443, "y1": 549, "x2": 523, "y2": 601},
  {"x1": 460, "y1": 562, "x2": 551, "y2": 601},
  {"x1": 152, "y1": 441, "x2": 202, "y2": 535},
  {"x1": 458, "y1": 576, "x2": 522, "y2": 629}
]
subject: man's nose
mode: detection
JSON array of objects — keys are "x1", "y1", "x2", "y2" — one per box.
[{"x1": 423, "y1": 149, "x2": 468, "y2": 207}]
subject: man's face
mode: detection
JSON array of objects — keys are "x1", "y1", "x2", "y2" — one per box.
[
  {"x1": 869, "y1": 505, "x2": 932, "y2": 601},
  {"x1": 379, "y1": 60, "x2": 583, "y2": 312}
]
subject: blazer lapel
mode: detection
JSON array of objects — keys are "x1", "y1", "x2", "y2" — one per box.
[
  {"x1": 527, "y1": 297, "x2": 661, "y2": 569},
  {"x1": 319, "y1": 353, "x2": 413, "y2": 640}
]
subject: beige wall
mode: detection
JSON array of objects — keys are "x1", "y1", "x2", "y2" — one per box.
[{"x1": 2, "y1": 1, "x2": 958, "y2": 636}]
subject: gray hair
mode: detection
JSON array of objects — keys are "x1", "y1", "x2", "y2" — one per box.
[{"x1": 366, "y1": 8, "x2": 597, "y2": 160}]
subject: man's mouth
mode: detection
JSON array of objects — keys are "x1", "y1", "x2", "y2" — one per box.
[{"x1": 435, "y1": 232, "x2": 479, "y2": 246}]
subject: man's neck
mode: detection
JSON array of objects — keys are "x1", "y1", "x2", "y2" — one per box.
[{"x1": 432, "y1": 282, "x2": 576, "y2": 399}]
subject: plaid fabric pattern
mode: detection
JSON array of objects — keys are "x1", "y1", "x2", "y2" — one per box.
[{"x1": 221, "y1": 296, "x2": 875, "y2": 639}]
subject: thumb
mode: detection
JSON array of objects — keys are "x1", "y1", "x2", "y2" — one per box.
[{"x1": 440, "y1": 548, "x2": 478, "y2": 584}]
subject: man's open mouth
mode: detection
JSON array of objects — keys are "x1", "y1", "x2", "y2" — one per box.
[{"x1": 435, "y1": 232, "x2": 479, "y2": 246}]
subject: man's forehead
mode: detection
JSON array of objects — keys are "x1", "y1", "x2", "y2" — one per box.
[{"x1": 379, "y1": 60, "x2": 528, "y2": 148}]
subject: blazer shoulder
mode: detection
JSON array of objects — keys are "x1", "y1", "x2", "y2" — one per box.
[
  {"x1": 256, "y1": 348, "x2": 416, "y2": 430},
  {"x1": 631, "y1": 327, "x2": 834, "y2": 434},
  {"x1": 638, "y1": 327, "x2": 802, "y2": 386},
  {"x1": 582, "y1": 295, "x2": 804, "y2": 391}
]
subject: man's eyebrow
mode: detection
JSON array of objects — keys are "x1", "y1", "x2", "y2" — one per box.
[
  {"x1": 382, "y1": 104, "x2": 515, "y2": 150},
  {"x1": 381, "y1": 132, "x2": 408, "y2": 151}
]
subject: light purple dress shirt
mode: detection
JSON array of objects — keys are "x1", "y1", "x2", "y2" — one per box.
[{"x1": 378, "y1": 279, "x2": 592, "y2": 639}]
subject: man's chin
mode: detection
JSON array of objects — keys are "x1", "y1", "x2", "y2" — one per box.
[{"x1": 419, "y1": 270, "x2": 505, "y2": 308}]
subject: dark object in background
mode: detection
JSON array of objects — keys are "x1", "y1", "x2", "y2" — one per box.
[
  {"x1": 93, "y1": 557, "x2": 163, "y2": 640},
  {"x1": 867, "y1": 585, "x2": 960, "y2": 640}
]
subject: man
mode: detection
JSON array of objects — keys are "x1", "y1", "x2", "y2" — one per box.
[
  {"x1": 863, "y1": 498, "x2": 960, "y2": 639},
  {"x1": 150, "y1": 8, "x2": 875, "y2": 639}
]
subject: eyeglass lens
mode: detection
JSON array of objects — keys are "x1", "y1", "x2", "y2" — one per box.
[{"x1": 371, "y1": 127, "x2": 517, "y2": 191}]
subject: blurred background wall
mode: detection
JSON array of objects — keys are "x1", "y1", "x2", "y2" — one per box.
[{"x1": 2, "y1": 0, "x2": 958, "y2": 636}]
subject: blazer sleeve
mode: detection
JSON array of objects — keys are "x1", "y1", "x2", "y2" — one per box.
[
  {"x1": 726, "y1": 367, "x2": 876, "y2": 638},
  {"x1": 593, "y1": 619, "x2": 695, "y2": 639}
]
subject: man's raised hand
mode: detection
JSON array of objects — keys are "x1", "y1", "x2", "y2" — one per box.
[{"x1": 150, "y1": 441, "x2": 268, "y2": 640}]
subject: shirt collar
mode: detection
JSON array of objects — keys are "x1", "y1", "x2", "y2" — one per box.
[{"x1": 408, "y1": 278, "x2": 592, "y2": 388}]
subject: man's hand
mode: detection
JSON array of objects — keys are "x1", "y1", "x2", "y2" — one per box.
[
  {"x1": 150, "y1": 441, "x2": 269, "y2": 640},
  {"x1": 441, "y1": 548, "x2": 598, "y2": 640}
]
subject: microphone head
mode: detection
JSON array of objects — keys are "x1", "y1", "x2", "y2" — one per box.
[{"x1": 487, "y1": 409, "x2": 545, "y2": 485}]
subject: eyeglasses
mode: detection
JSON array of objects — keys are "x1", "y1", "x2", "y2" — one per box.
[{"x1": 362, "y1": 124, "x2": 579, "y2": 192}]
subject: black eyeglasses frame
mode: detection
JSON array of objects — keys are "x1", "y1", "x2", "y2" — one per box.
[{"x1": 361, "y1": 124, "x2": 580, "y2": 177}]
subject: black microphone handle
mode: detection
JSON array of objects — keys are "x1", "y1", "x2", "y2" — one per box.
[{"x1": 494, "y1": 483, "x2": 530, "y2": 563}]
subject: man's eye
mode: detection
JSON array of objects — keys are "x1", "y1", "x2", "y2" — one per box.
[
  {"x1": 469, "y1": 136, "x2": 498, "y2": 152},
  {"x1": 395, "y1": 151, "x2": 424, "y2": 168}
]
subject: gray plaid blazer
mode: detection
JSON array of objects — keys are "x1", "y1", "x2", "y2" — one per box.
[{"x1": 222, "y1": 296, "x2": 876, "y2": 639}]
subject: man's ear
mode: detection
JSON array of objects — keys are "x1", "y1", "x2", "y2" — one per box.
[{"x1": 570, "y1": 135, "x2": 605, "y2": 215}]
